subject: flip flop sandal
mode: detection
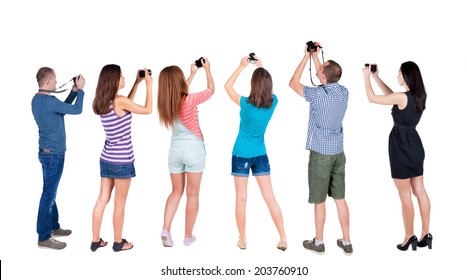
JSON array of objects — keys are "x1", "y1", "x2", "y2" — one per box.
[
  {"x1": 112, "y1": 238, "x2": 133, "y2": 252},
  {"x1": 90, "y1": 238, "x2": 107, "y2": 252}
]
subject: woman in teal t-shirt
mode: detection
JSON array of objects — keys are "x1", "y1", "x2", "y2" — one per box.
[{"x1": 224, "y1": 55, "x2": 287, "y2": 251}]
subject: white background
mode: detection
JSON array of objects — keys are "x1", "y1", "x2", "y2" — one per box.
[{"x1": 1, "y1": 0, "x2": 466, "y2": 279}]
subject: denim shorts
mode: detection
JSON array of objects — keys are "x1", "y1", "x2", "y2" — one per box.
[
  {"x1": 231, "y1": 154, "x2": 270, "y2": 177},
  {"x1": 100, "y1": 160, "x2": 136, "y2": 178}
]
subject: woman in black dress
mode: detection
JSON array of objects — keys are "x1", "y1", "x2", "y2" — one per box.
[{"x1": 363, "y1": 61, "x2": 432, "y2": 251}]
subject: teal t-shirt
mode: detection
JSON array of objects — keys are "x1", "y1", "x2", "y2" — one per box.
[{"x1": 232, "y1": 94, "x2": 277, "y2": 158}]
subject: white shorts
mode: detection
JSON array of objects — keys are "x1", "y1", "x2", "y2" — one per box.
[{"x1": 168, "y1": 121, "x2": 206, "y2": 173}]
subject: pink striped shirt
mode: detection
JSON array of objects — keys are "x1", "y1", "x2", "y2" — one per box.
[{"x1": 179, "y1": 89, "x2": 212, "y2": 141}]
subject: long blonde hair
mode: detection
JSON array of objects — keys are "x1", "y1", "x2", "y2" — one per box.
[{"x1": 157, "y1": 66, "x2": 189, "y2": 128}]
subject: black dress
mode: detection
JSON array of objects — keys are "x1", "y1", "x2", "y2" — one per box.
[{"x1": 389, "y1": 91, "x2": 425, "y2": 179}]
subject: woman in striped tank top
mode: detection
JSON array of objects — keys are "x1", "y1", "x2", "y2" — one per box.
[
  {"x1": 157, "y1": 58, "x2": 214, "y2": 247},
  {"x1": 91, "y1": 65, "x2": 153, "y2": 252}
]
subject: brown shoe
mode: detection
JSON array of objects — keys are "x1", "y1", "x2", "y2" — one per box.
[
  {"x1": 337, "y1": 239, "x2": 353, "y2": 256},
  {"x1": 303, "y1": 238, "x2": 325, "y2": 254}
]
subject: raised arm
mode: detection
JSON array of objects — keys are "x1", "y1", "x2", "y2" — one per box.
[
  {"x1": 51, "y1": 90, "x2": 84, "y2": 115},
  {"x1": 201, "y1": 58, "x2": 215, "y2": 94},
  {"x1": 311, "y1": 41, "x2": 322, "y2": 73},
  {"x1": 64, "y1": 91, "x2": 77, "y2": 104},
  {"x1": 371, "y1": 67, "x2": 394, "y2": 95},
  {"x1": 224, "y1": 57, "x2": 249, "y2": 106},
  {"x1": 115, "y1": 69, "x2": 153, "y2": 115},
  {"x1": 127, "y1": 70, "x2": 145, "y2": 100},
  {"x1": 53, "y1": 74, "x2": 85, "y2": 114},
  {"x1": 289, "y1": 45, "x2": 311, "y2": 97},
  {"x1": 65, "y1": 74, "x2": 85, "y2": 104},
  {"x1": 363, "y1": 66, "x2": 406, "y2": 107},
  {"x1": 186, "y1": 62, "x2": 198, "y2": 87}
]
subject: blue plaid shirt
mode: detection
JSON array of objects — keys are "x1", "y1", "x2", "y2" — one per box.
[{"x1": 303, "y1": 83, "x2": 348, "y2": 155}]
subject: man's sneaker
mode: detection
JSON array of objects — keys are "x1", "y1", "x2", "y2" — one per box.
[
  {"x1": 38, "y1": 237, "x2": 67, "y2": 250},
  {"x1": 337, "y1": 239, "x2": 353, "y2": 256},
  {"x1": 303, "y1": 238, "x2": 325, "y2": 254},
  {"x1": 52, "y1": 228, "x2": 72, "y2": 237}
]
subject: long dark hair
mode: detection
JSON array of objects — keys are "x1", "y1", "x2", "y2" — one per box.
[
  {"x1": 248, "y1": 67, "x2": 273, "y2": 108},
  {"x1": 400, "y1": 61, "x2": 427, "y2": 112},
  {"x1": 93, "y1": 64, "x2": 121, "y2": 115},
  {"x1": 157, "y1": 66, "x2": 189, "y2": 128}
]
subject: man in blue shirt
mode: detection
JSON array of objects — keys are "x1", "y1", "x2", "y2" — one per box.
[
  {"x1": 289, "y1": 42, "x2": 352, "y2": 256},
  {"x1": 32, "y1": 67, "x2": 85, "y2": 249}
]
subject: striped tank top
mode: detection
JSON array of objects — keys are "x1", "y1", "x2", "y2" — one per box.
[{"x1": 100, "y1": 104, "x2": 134, "y2": 164}]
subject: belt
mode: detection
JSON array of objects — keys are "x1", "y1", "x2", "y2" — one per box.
[
  {"x1": 394, "y1": 123, "x2": 416, "y2": 129},
  {"x1": 39, "y1": 148, "x2": 52, "y2": 153}
]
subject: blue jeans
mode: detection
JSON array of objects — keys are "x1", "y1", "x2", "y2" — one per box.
[{"x1": 37, "y1": 149, "x2": 65, "y2": 241}]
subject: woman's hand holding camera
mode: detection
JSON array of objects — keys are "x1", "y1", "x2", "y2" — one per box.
[
  {"x1": 362, "y1": 64, "x2": 379, "y2": 80},
  {"x1": 142, "y1": 68, "x2": 153, "y2": 85},
  {"x1": 362, "y1": 66, "x2": 372, "y2": 80},
  {"x1": 201, "y1": 57, "x2": 211, "y2": 72},
  {"x1": 254, "y1": 57, "x2": 263, "y2": 68},
  {"x1": 190, "y1": 62, "x2": 199, "y2": 76},
  {"x1": 135, "y1": 70, "x2": 144, "y2": 84},
  {"x1": 240, "y1": 57, "x2": 250, "y2": 68},
  {"x1": 240, "y1": 54, "x2": 263, "y2": 69}
]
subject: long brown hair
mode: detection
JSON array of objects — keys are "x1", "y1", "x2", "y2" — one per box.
[
  {"x1": 157, "y1": 66, "x2": 189, "y2": 128},
  {"x1": 93, "y1": 64, "x2": 121, "y2": 115},
  {"x1": 248, "y1": 67, "x2": 273, "y2": 108}
]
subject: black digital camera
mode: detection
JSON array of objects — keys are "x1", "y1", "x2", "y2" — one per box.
[
  {"x1": 364, "y1": 63, "x2": 377, "y2": 73},
  {"x1": 248, "y1": 53, "x2": 258, "y2": 64},
  {"x1": 195, "y1": 57, "x2": 205, "y2": 68},
  {"x1": 139, "y1": 69, "x2": 152, "y2": 78},
  {"x1": 306, "y1": 41, "x2": 319, "y2": 52}
]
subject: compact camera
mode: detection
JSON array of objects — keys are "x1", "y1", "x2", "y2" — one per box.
[
  {"x1": 195, "y1": 57, "x2": 205, "y2": 68},
  {"x1": 248, "y1": 53, "x2": 258, "y2": 64},
  {"x1": 364, "y1": 63, "x2": 377, "y2": 73},
  {"x1": 139, "y1": 69, "x2": 152, "y2": 78},
  {"x1": 306, "y1": 41, "x2": 320, "y2": 52}
]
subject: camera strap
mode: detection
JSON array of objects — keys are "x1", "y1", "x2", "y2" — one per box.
[
  {"x1": 308, "y1": 49, "x2": 325, "y2": 86},
  {"x1": 38, "y1": 77, "x2": 75, "y2": 94},
  {"x1": 38, "y1": 88, "x2": 68, "y2": 94}
]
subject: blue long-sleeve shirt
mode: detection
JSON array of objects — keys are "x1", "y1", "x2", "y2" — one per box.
[{"x1": 31, "y1": 89, "x2": 85, "y2": 152}]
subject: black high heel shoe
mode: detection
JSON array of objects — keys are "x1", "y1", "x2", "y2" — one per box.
[
  {"x1": 397, "y1": 235, "x2": 418, "y2": 251},
  {"x1": 417, "y1": 233, "x2": 433, "y2": 249}
]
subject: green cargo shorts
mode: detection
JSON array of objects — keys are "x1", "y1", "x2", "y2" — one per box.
[{"x1": 308, "y1": 150, "x2": 346, "y2": 204}]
